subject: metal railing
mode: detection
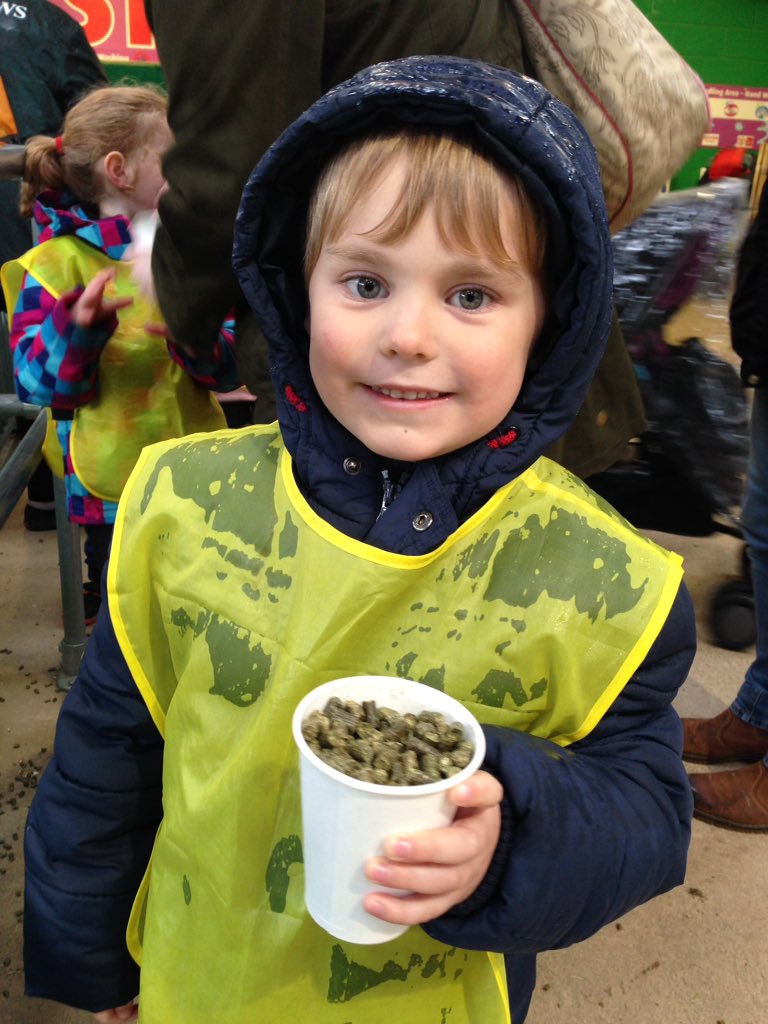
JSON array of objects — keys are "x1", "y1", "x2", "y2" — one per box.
[
  {"x1": 0, "y1": 399, "x2": 88, "y2": 690},
  {"x1": 0, "y1": 156, "x2": 88, "y2": 688}
]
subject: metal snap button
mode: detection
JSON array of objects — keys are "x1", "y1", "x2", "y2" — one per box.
[
  {"x1": 343, "y1": 457, "x2": 362, "y2": 475},
  {"x1": 412, "y1": 511, "x2": 433, "y2": 531}
]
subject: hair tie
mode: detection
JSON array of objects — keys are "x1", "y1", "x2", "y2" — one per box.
[{"x1": 55, "y1": 135, "x2": 64, "y2": 155}]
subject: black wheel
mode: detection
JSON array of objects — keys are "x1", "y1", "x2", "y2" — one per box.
[{"x1": 711, "y1": 579, "x2": 756, "y2": 651}]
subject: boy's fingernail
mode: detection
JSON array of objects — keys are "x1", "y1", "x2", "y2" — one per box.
[
  {"x1": 390, "y1": 838, "x2": 412, "y2": 859},
  {"x1": 369, "y1": 860, "x2": 393, "y2": 884}
]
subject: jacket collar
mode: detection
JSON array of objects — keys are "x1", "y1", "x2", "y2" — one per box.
[{"x1": 34, "y1": 190, "x2": 132, "y2": 260}]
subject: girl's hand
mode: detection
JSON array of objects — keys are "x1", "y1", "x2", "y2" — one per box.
[
  {"x1": 72, "y1": 269, "x2": 133, "y2": 329},
  {"x1": 144, "y1": 321, "x2": 169, "y2": 339},
  {"x1": 93, "y1": 998, "x2": 139, "y2": 1022},
  {"x1": 363, "y1": 770, "x2": 503, "y2": 926},
  {"x1": 145, "y1": 321, "x2": 196, "y2": 356}
]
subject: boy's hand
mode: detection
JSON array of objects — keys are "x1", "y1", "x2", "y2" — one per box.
[
  {"x1": 93, "y1": 999, "x2": 138, "y2": 1022},
  {"x1": 363, "y1": 770, "x2": 503, "y2": 926},
  {"x1": 72, "y1": 269, "x2": 133, "y2": 329}
]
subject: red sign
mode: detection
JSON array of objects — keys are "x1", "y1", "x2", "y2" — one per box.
[
  {"x1": 704, "y1": 83, "x2": 768, "y2": 150},
  {"x1": 48, "y1": 0, "x2": 158, "y2": 64}
]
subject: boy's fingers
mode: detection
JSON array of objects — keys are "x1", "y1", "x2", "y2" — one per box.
[
  {"x1": 364, "y1": 889, "x2": 450, "y2": 927},
  {"x1": 380, "y1": 807, "x2": 499, "y2": 867},
  {"x1": 380, "y1": 827, "x2": 468, "y2": 866},
  {"x1": 448, "y1": 770, "x2": 504, "y2": 809},
  {"x1": 368, "y1": 855, "x2": 463, "y2": 894}
]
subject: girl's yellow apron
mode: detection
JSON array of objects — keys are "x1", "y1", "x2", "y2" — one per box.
[{"x1": 1, "y1": 237, "x2": 225, "y2": 498}]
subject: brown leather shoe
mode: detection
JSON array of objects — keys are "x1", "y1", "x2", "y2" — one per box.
[
  {"x1": 689, "y1": 761, "x2": 768, "y2": 831},
  {"x1": 682, "y1": 708, "x2": 768, "y2": 764}
]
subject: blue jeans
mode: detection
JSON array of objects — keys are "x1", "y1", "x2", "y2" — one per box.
[{"x1": 733, "y1": 387, "x2": 768, "y2": 731}]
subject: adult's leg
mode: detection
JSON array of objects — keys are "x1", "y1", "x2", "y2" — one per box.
[
  {"x1": 686, "y1": 390, "x2": 768, "y2": 830},
  {"x1": 733, "y1": 387, "x2": 768, "y2": 729}
]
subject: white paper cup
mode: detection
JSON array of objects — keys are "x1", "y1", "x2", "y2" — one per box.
[{"x1": 292, "y1": 675, "x2": 486, "y2": 944}]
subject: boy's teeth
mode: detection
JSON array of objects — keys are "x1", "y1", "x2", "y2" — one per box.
[{"x1": 377, "y1": 387, "x2": 441, "y2": 400}]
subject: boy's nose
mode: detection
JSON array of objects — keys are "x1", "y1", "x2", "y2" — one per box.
[{"x1": 384, "y1": 303, "x2": 438, "y2": 360}]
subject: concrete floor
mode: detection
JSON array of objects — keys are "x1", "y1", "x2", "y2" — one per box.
[{"x1": 0, "y1": 499, "x2": 766, "y2": 1023}]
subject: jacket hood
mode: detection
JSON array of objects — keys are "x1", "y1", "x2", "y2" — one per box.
[{"x1": 233, "y1": 57, "x2": 613, "y2": 544}]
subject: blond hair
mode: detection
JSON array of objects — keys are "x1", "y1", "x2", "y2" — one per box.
[
  {"x1": 20, "y1": 84, "x2": 168, "y2": 217},
  {"x1": 304, "y1": 130, "x2": 547, "y2": 283}
]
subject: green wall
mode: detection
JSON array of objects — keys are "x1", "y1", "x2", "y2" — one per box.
[
  {"x1": 635, "y1": 0, "x2": 767, "y2": 85},
  {"x1": 635, "y1": 0, "x2": 768, "y2": 187},
  {"x1": 103, "y1": 61, "x2": 165, "y2": 89}
]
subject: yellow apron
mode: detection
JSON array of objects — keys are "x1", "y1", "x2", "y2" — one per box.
[
  {"x1": 1, "y1": 237, "x2": 225, "y2": 500},
  {"x1": 108, "y1": 427, "x2": 683, "y2": 1024}
]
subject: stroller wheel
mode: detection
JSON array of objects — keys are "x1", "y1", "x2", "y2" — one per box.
[{"x1": 711, "y1": 579, "x2": 756, "y2": 651}]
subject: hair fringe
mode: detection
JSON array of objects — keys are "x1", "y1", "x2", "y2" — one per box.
[{"x1": 304, "y1": 129, "x2": 548, "y2": 283}]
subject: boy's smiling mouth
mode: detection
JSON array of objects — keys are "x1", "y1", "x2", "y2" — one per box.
[{"x1": 369, "y1": 385, "x2": 450, "y2": 401}]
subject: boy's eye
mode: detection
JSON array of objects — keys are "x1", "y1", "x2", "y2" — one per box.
[
  {"x1": 451, "y1": 287, "x2": 489, "y2": 311},
  {"x1": 345, "y1": 276, "x2": 387, "y2": 300}
]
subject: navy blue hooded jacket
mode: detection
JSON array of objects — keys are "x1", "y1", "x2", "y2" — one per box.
[{"x1": 23, "y1": 58, "x2": 695, "y2": 1022}]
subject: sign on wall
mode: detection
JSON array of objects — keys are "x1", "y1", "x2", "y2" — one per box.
[
  {"x1": 48, "y1": 0, "x2": 158, "y2": 64},
  {"x1": 704, "y1": 84, "x2": 768, "y2": 150}
]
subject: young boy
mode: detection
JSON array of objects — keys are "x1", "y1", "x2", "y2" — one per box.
[{"x1": 23, "y1": 58, "x2": 696, "y2": 1024}]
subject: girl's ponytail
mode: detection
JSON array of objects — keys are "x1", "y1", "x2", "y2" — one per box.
[{"x1": 20, "y1": 135, "x2": 67, "y2": 217}]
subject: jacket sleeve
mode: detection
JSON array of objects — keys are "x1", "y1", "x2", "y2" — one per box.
[
  {"x1": 145, "y1": 0, "x2": 326, "y2": 356},
  {"x1": 423, "y1": 580, "x2": 695, "y2": 954},
  {"x1": 23, "y1": 590, "x2": 163, "y2": 1013},
  {"x1": 168, "y1": 314, "x2": 241, "y2": 392},
  {"x1": 12, "y1": 272, "x2": 116, "y2": 410}
]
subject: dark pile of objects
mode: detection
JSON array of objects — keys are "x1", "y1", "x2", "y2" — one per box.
[{"x1": 588, "y1": 179, "x2": 751, "y2": 535}]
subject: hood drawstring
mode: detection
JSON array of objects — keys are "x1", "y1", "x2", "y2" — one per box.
[
  {"x1": 377, "y1": 468, "x2": 396, "y2": 520},
  {"x1": 376, "y1": 466, "x2": 412, "y2": 520}
]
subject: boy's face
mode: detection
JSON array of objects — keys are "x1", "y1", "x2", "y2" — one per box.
[{"x1": 307, "y1": 156, "x2": 545, "y2": 462}]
